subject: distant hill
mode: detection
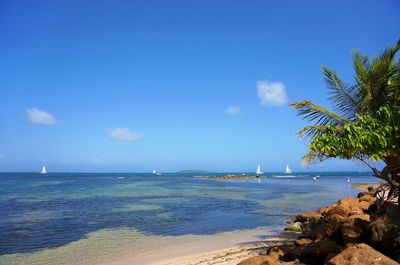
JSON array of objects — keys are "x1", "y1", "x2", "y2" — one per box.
[{"x1": 177, "y1": 170, "x2": 208, "y2": 173}]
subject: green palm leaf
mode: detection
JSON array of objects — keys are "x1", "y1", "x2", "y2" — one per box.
[
  {"x1": 322, "y1": 66, "x2": 360, "y2": 121},
  {"x1": 290, "y1": 100, "x2": 349, "y2": 137}
]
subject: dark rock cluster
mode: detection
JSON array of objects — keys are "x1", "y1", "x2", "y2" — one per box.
[{"x1": 238, "y1": 189, "x2": 400, "y2": 265}]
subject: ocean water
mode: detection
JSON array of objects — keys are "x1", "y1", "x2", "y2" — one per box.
[{"x1": 0, "y1": 172, "x2": 377, "y2": 264}]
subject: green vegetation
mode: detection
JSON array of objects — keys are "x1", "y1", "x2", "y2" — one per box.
[{"x1": 291, "y1": 40, "x2": 400, "y2": 195}]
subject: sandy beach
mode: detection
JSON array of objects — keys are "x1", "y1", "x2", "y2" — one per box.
[{"x1": 100, "y1": 231, "x2": 296, "y2": 265}]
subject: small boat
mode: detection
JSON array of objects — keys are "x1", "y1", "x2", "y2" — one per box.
[
  {"x1": 41, "y1": 166, "x2": 47, "y2": 174},
  {"x1": 255, "y1": 164, "x2": 263, "y2": 177},
  {"x1": 284, "y1": 165, "x2": 292, "y2": 174},
  {"x1": 152, "y1": 169, "x2": 162, "y2": 176}
]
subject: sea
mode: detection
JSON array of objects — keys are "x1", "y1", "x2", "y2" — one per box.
[{"x1": 0, "y1": 172, "x2": 377, "y2": 264}]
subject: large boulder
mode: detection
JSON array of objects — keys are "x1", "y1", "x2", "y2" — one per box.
[
  {"x1": 294, "y1": 238, "x2": 314, "y2": 246},
  {"x1": 325, "y1": 243, "x2": 399, "y2": 265},
  {"x1": 328, "y1": 214, "x2": 348, "y2": 224},
  {"x1": 327, "y1": 205, "x2": 349, "y2": 218},
  {"x1": 367, "y1": 213, "x2": 400, "y2": 259},
  {"x1": 348, "y1": 213, "x2": 370, "y2": 223},
  {"x1": 265, "y1": 246, "x2": 285, "y2": 262},
  {"x1": 287, "y1": 239, "x2": 342, "y2": 264},
  {"x1": 340, "y1": 225, "x2": 364, "y2": 245},
  {"x1": 310, "y1": 221, "x2": 340, "y2": 240},
  {"x1": 238, "y1": 255, "x2": 278, "y2": 265},
  {"x1": 338, "y1": 197, "x2": 359, "y2": 206},
  {"x1": 337, "y1": 197, "x2": 371, "y2": 213},
  {"x1": 296, "y1": 211, "x2": 322, "y2": 222},
  {"x1": 359, "y1": 194, "x2": 375, "y2": 203},
  {"x1": 317, "y1": 205, "x2": 335, "y2": 215}
]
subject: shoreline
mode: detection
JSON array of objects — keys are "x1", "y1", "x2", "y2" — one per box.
[
  {"x1": 97, "y1": 227, "x2": 295, "y2": 265},
  {"x1": 102, "y1": 182, "x2": 381, "y2": 265},
  {"x1": 100, "y1": 231, "x2": 297, "y2": 265},
  {"x1": 351, "y1": 182, "x2": 381, "y2": 191},
  {"x1": 1, "y1": 179, "x2": 383, "y2": 265}
]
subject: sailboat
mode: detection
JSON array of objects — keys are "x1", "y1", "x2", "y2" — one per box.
[
  {"x1": 284, "y1": 165, "x2": 292, "y2": 174},
  {"x1": 41, "y1": 166, "x2": 47, "y2": 174},
  {"x1": 255, "y1": 164, "x2": 263, "y2": 177},
  {"x1": 152, "y1": 169, "x2": 162, "y2": 176}
]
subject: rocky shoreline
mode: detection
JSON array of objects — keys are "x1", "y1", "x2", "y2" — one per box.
[{"x1": 238, "y1": 184, "x2": 400, "y2": 265}]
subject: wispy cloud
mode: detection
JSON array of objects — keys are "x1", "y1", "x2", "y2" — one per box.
[
  {"x1": 108, "y1": 127, "x2": 143, "y2": 141},
  {"x1": 225, "y1": 106, "x2": 241, "y2": 115},
  {"x1": 26, "y1": 108, "x2": 57, "y2": 125},
  {"x1": 257, "y1": 80, "x2": 287, "y2": 106}
]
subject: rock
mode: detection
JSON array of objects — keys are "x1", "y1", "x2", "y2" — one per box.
[
  {"x1": 338, "y1": 197, "x2": 359, "y2": 206},
  {"x1": 266, "y1": 246, "x2": 284, "y2": 261},
  {"x1": 318, "y1": 205, "x2": 335, "y2": 215},
  {"x1": 238, "y1": 255, "x2": 278, "y2": 265},
  {"x1": 296, "y1": 211, "x2": 322, "y2": 222},
  {"x1": 359, "y1": 194, "x2": 375, "y2": 203},
  {"x1": 349, "y1": 213, "x2": 370, "y2": 223},
  {"x1": 311, "y1": 221, "x2": 339, "y2": 240},
  {"x1": 328, "y1": 214, "x2": 348, "y2": 223},
  {"x1": 348, "y1": 207, "x2": 363, "y2": 216},
  {"x1": 340, "y1": 225, "x2": 364, "y2": 245},
  {"x1": 284, "y1": 222, "x2": 303, "y2": 233},
  {"x1": 288, "y1": 239, "x2": 342, "y2": 264},
  {"x1": 357, "y1": 191, "x2": 370, "y2": 198},
  {"x1": 325, "y1": 243, "x2": 399, "y2": 265},
  {"x1": 357, "y1": 200, "x2": 371, "y2": 211},
  {"x1": 368, "y1": 213, "x2": 400, "y2": 254},
  {"x1": 327, "y1": 205, "x2": 349, "y2": 218},
  {"x1": 294, "y1": 238, "x2": 314, "y2": 246}
]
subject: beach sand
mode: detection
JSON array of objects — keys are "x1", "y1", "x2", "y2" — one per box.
[{"x1": 99, "y1": 229, "x2": 296, "y2": 265}]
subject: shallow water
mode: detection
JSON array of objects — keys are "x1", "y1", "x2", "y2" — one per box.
[{"x1": 0, "y1": 172, "x2": 376, "y2": 264}]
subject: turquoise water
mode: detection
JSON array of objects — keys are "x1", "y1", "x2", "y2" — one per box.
[{"x1": 0, "y1": 172, "x2": 376, "y2": 262}]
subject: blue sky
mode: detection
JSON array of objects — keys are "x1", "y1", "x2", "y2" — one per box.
[{"x1": 0, "y1": 0, "x2": 399, "y2": 172}]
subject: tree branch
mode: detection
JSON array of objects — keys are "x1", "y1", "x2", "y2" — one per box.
[{"x1": 356, "y1": 156, "x2": 381, "y2": 177}]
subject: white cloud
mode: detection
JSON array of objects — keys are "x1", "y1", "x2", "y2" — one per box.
[
  {"x1": 108, "y1": 127, "x2": 143, "y2": 141},
  {"x1": 26, "y1": 108, "x2": 57, "y2": 125},
  {"x1": 225, "y1": 106, "x2": 241, "y2": 115},
  {"x1": 257, "y1": 80, "x2": 287, "y2": 106}
]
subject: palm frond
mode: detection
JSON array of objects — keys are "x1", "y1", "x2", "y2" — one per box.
[
  {"x1": 291, "y1": 100, "x2": 349, "y2": 137},
  {"x1": 296, "y1": 125, "x2": 327, "y2": 137},
  {"x1": 353, "y1": 40, "x2": 400, "y2": 114},
  {"x1": 322, "y1": 66, "x2": 360, "y2": 120}
]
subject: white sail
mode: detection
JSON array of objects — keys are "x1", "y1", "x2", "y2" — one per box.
[
  {"x1": 153, "y1": 169, "x2": 162, "y2": 175},
  {"x1": 285, "y1": 165, "x2": 292, "y2": 174},
  {"x1": 41, "y1": 166, "x2": 47, "y2": 174},
  {"x1": 256, "y1": 164, "x2": 263, "y2": 175}
]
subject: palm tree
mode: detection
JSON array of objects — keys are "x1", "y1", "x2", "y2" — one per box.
[
  {"x1": 291, "y1": 40, "x2": 400, "y2": 204},
  {"x1": 292, "y1": 40, "x2": 400, "y2": 140}
]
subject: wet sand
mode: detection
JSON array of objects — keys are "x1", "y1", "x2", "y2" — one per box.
[{"x1": 98, "y1": 228, "x2": 296, "y2": 265}]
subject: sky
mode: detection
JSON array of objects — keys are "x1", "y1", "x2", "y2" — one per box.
[{"x1": 0, "y1": 0, "x2": 399, "y2": 172}]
